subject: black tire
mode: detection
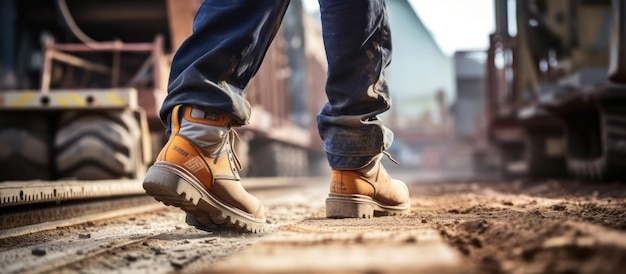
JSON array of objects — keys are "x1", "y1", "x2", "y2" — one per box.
[
  {"x1": 0, "y1": 113, "x2": 51, "y2": 181},
  {"x1": 498, "y1": 142, "x2": 525, "y2": 179},
  {"x1": 564, "y1": 108, "x2": 606, "y2": 181},
  {"x1": 54, "y1": 110, "x2": 141, "y2": 180},
  {"x1": 565, "y1": 101, "x2": 626, "y2": 181},
  {"x1": 525, "y1": 125, "x2": 567, "y2": 178}
]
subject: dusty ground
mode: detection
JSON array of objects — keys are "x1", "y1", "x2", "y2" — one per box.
[
  {"x1": 1, "y1": 176, "x2": 625, "y2": 273},
  {"x1": 411, "y1": 178, "x2": 626, "y2": 274}
]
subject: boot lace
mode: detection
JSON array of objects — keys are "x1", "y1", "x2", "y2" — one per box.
[
  {"x1": 383, "y1": 151, "x2": 400, "y2": 165},
  {"x1": 210, "y1": 129, "x2": 243, "y2": 171}
]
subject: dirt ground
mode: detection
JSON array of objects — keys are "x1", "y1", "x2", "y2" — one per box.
[
  {"x1": 408, "y1": 178, "x2": 626, "y2": 274},
  {"x1": 1, "y1": 176, "x2": 625, "y2": 273}
]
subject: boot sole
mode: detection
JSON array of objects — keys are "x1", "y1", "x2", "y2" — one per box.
[
  {"x1": 326, "y1": 193, "x2": 411, "y2": 218},
  {"x1": 143, "y1": 164, "x2": 265, "y2": 233}
]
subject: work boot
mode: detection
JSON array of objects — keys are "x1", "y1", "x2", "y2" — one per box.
[
  {"x1": 143, "y1": 105, "x2": 265, "y2": 233},
  {"x1": 326, "y1": 153, "x2": 411, "y2": 218}
]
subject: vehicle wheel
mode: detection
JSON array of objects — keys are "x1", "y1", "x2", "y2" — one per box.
[
  {"x1": 498, "y1": 142, "x2": 525, "y2": 179},
  {"x1": 564, "y1": 109, "x2": 606, "y2": 181},
  {"x1": 54, "y1": 109, "x2": 142, "y2": 180},
  {"x1": 0, "y1": 113, "x2": 51, "y2": 181},
  {"x1": 565, "y1": 102, "x2": 626, "y2": 181},
  {"x1": 525, "y1": 125, "x2": 567, "y2": 178}
]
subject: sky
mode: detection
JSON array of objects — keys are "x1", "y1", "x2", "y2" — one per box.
[{"x1": 302, "y1": 0, "x2": 495, "y2": 56}]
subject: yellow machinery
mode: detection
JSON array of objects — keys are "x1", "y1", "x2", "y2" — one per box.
[{"x1": 484, "y1": 0, "x2": 626, "y2": 180}]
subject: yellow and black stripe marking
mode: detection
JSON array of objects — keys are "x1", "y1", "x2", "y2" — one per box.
[{"x1": 0, "y1": 88, "x2": 138, "y2": 109}]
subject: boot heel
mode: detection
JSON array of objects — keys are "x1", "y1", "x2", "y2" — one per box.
[
  {"x1": 143, "y1": 165, "x2": 202, "y2": 208},
  {"x1": 143, "y1": 166, "x2": 182, "y2": 191},
  {"x1": 326, "y1": 198, "x2": 374, "y2": 218}
]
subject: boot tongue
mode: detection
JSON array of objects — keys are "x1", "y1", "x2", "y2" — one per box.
[
  {"x1": 179, "y1": 107, "x2": 230, "y2": 157},
  {"x1": 180, "y1": 106, "x2": 242, "y2": 171},
  {"x1": 359, "y1": 154, "x2": 384, "y2": 177}
]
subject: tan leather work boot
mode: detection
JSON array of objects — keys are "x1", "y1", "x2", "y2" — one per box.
[
  {"x1": 326, "y1": 153, "x2": 411, "y2": 218},
  {"x1": 143, "y1": 105, "x2": 265, "y2": 233}
]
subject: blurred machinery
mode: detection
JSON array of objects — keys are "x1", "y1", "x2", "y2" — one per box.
[
  {"x1": 481, "y1": 0, "x2": 626, "y2": 180},
  {"x1": 0, "y1": 0, "x2": 327, "y2": 206}
]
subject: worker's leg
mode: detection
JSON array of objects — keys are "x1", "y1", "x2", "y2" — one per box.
[
  {"x1": 317, "y1": 0, "x2": 410, "y2": 218},
  {"x1": 317, "y1": 0, "x2": 393, "y2": 169},
  {"x1": 0, "y1": 0, "x2": 17, "y2": 89},
  {"x1": 160, "y1": 0, "x2": 291, "y2": 134},
  {"x1": 144, "y1": 0, "x2": 290, "y2": 233}
]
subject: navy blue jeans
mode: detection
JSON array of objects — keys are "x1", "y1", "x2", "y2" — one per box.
[
  {"x1": 161, "y1": 0, "x2": 394, "y2": 169},
  {"x1": 1, "y1": 0, "x2": 16, "y2": 73}
]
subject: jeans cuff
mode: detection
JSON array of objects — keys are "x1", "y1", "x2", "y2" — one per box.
[{"x1": 325, "y1": 152, "x2": 379, "y2": 170}]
